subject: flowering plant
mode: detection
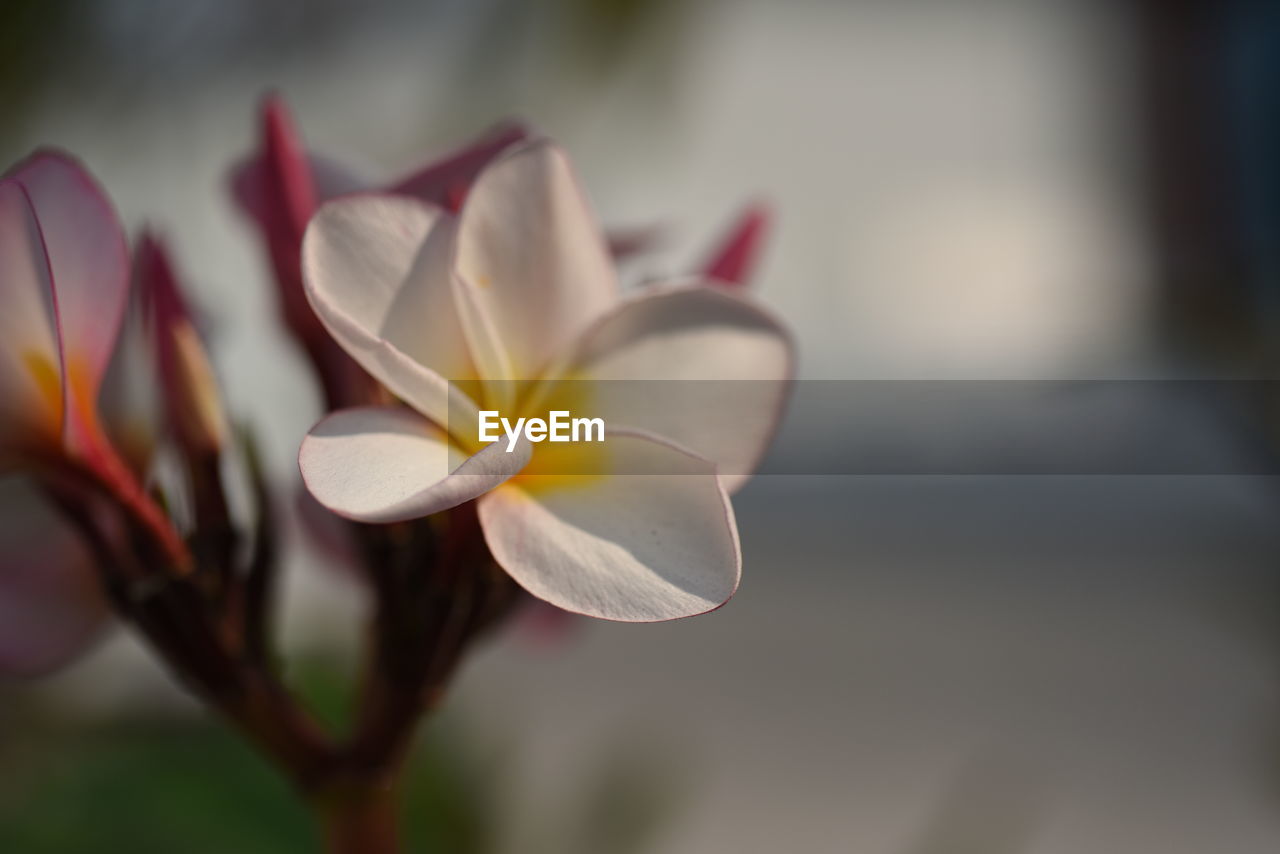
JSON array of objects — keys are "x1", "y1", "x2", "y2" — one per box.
[{"x1": 0, "y1": 96, "x2": 791, "y2": 851}]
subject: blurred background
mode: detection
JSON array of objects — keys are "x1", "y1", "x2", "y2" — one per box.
[{"x1": 3, "y1": 0, "x2": 1280, "y2": 851}]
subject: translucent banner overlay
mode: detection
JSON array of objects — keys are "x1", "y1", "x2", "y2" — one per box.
[{"x1": 443, "y1": 380, "x2": 1280, "y2": 475}]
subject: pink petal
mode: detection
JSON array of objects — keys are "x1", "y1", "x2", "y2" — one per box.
[
  {"x1": 97, "y1": 257, "x2": 160, "y2": 477},
  {"x1": 0, "y1": 181, "x2": 61, "y2": 453},
  {"x1": 230, "y1": 94, "x2": 364, "y2": 249},
  {"x1": 390, "y1": 121, "x2": 529, "y2": 211},
  {"x1": 700, "y1": 202, "x2": 770, "y2": 288},
  {"x1": 478, "y1": 431, "x2": 740, "y2": 622},
  {"x1": 0, "y1": 481, "x2": 109, "y2": 677},
  {"x1": 4, "y1": 151, "x2": 130, "y2": 446},
  {"x1": 134, "y1": 233, "x2": 228, "y2": 454},
  {"x1": 261, "y1": 94, "x2": 318, "y2": 238},
  {"x1": 230, "y1": 94, "x2": 326, "y2": 346}
]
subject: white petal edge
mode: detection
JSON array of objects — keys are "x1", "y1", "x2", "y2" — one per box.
[
  {"x1": 477, "y1": 430, "x2": 741, "y2": 622},
  {"x1": 302, "y1": 194, "x2": 480, "y2": 429},
  {"x1": 299, "y1": 405, "x2": 530, "y2": 524},
  {"x1": 377, "y1": 214, "x2": 479, "y2": 384},
  {"x1": 561, "y1": 281, "x2": 795, "y2": 492},
  {"x1": 455, "y1": 140, "x2": 618, "y2": 378}
]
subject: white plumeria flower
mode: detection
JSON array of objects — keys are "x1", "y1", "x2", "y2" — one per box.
[{"x1": 298, "y1": 140, "x2": 794, "y2": 622}]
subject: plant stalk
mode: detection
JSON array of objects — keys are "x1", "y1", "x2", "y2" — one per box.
[{"x1": 316, "y1": 781, "x2": 401, "y2": 854}]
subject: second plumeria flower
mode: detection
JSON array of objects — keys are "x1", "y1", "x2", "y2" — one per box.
[{"x1": 299, "y1": 140, "x2": 793, "y2": 622}]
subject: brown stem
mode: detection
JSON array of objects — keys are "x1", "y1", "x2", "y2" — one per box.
[
  {"x1": 187, "y1": 447, "x2": 238, "y2": 598},
  {"x1": 238, "y1": 426, "x2": 279, "y2": 664},
  {"x1": 343, "y1": 503, "x2": 495, "y2": 774},
  {"x1": 315, "y1": 780, "x2": 401, "y2": 854},
  {"x1": 51, "y1": 437, "x2": 194, "y2": 575},
  {"x1": 49, "y1": 483, "x2": 333, "y2": 776},
  {"x1": 42, "y1": 427, "x2": 502, "y2": 854}
]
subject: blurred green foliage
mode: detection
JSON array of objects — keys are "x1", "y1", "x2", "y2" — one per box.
[
  {"x1": 0, "y1": 711, "x2": 501, "y2": 853},
  {"x1": 0, "y1": 653, "x2": 679, "y2": 853},
  {"x1": 0, "y1": 656, "x2": 497, "y2": 853},
  {"x1": 0, "y1": 716, "x2": 317, "y2": 854}
]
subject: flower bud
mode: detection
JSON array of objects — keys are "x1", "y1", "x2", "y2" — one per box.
[{"x1": 135, "y1": 233, "x2": 228, "y2": 456}]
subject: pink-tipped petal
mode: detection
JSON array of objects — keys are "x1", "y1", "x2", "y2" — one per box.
[
  {"x1": 300, "y1": 405, "x2": 530, "y2": 524},
  {"x1": 135, "y1": 233, "x2": 228, "y2": 454},
  {"x1": 227, "y1": 99, "x2": 360, "y2": 248},
  {"x1": 260, "y1": 94, "x2": 317, "y2": 238},
  {"x1": 231, "y1": 95, "x2": 377, "y2": 409},
  {"x1": 478, "y1": 431, "x2": 740, "y2": 622},
  {"x1": 0, "y1": 182, "x2": 61, "y2": 452},
  {"x1": 98, "y1": 259, "x2": 160, "y2": 477},
  {"x1": 5, "y1": 151, "x2": 130, "y2": 416},
  {"x1": 568, "y1": 283, "x2": 794, "y2": 492},
  {"x1": 135, "y1": 233, "x2": 194, "y2": 335},
  {"x1": 391, "y1": 121, "x2": 530, "y2": 211},
  {"x1": 700, "y1": 202, "x2": 770, "y2": 288},
  {"x1": 230, "y1": 95, "x2": 334, "y2": 347},
  {"x1": 0, "y1": 482, "x2": 109, "y2": 677},
  {"x1": 232, "y1": 94, "x2": 363, "y2": 223},
  {"x1": 456, "y1": 140, "x2": 618, "y2": 378}
]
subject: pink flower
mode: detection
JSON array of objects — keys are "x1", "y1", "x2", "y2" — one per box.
[
  {"x1": 0, "y1": 480, "x2": 109, "y2": 678},
  {"x1": 0, "y1": 151, "x2": 131, "y2": 471},
  {"x1": 0, "y1": 151, "x2": 132, "y2": 675},
  {"x1": 0, "y1": 156, "x2": 218, "y2": 676}
]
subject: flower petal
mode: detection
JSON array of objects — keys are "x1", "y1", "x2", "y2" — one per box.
[
  {"x1": 0, "y1": 182, "x2": 60, "y2": 452},
  {"x1": 135, "y1": 234, "x2": 229, "y2": 455},
  {"x1": 456, "y1": 140, "x2": 618, "y2": 377},
  {"x1": 302, "y1": 194, "x2": 479, "y2": 427},
  {"x1": 256, "y1": 93, "x2": 317, "y2": 245},
  {"x1": 700, "y1": 202, "x2": 770, "y2": 288},
  {"x1": 390, "y1": 121, "x2": 529, "y2": 211},
  {"x1": 300, "y1": 405, "x2": 530, "y2": 524},
  {"x1": 231, "y1": 94, "x2": 364, "y2": 352},
  {"x1": 566, "y1": 284, "x2": 794, "y2": 492},
  {"x1": 232, "y1": 95, "x2": 365, "y2": 226},
  {"x1": 0, "y1": 480, "x2": 109, "y2": 677},
  {"x1": 377, "y1": 215, "x2": 479, "y2": 386},
  {"x1": 98, "y1": 254, "x2": 160, "y2": 476},
  {"x1": 478, "y1": 431, "x2": 740, "y2": 622},
  {"x1": 5, "y1": 151, "x2": 130, "y2": 408}
]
